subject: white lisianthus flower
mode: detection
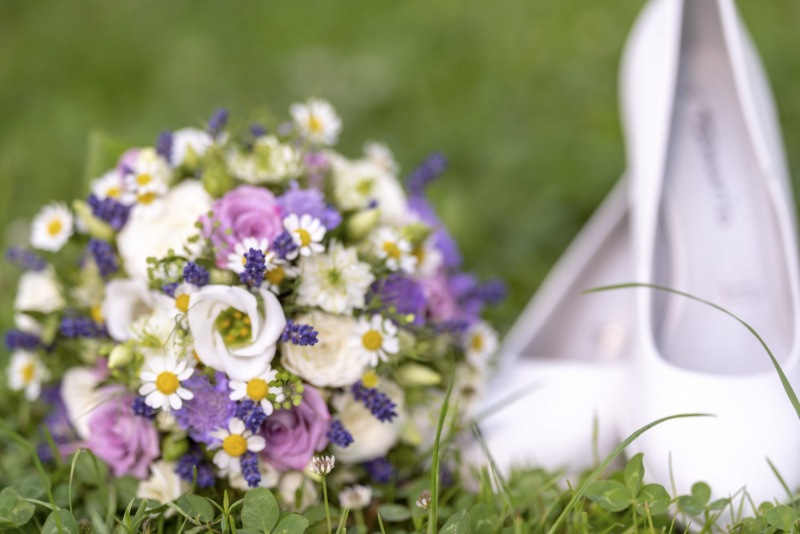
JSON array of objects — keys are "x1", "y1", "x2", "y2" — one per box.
[
  {"x1": 464, "y1": 321, "x2": 499, "y2": 367},
  {"x1": 227, "y1": 136, "x2": 300, "y2": 184},
  {"x1": 14, "y1": 269, "x2": 65, "y2": 314},
  {"x1": 296, "y1": 241, "x2": 374, "y2": 315},
  {"x1": 170, "y1": 128, "x2": 213, "y2": 168},
  {"x1": 61, "y1": 367, "x2": 106, "y2": 439},
  {"x1": 102, "y1": 278, "x2": 164, "y2": 342},
  {"x1": 117, "y1": 180, "x2": 212, "y2": 279},
  {"x1": 352, "y1": 314, "x2": 400, "y2": 367},
  {"x1": 136, "y1": 461, "x2": 188, "y2": 509},
  {"x1": 331, "y1": 157, "x2": 408, "y2": 226},
  {"x1": 331, "y1": 381, "x2": 406, "y2": 464},
  {"x1": 277, "y1": 472, "x2": 318, "y2": 512},
  {"x1": 281, "y1": 313, "x2": 368, "y2": 388},
  {"x1": 187, "y1": 285, "x2": 286, "y2": 381},
  {"x1": 8, "y1": 351, "x2": 49, "y2": 401},
  {"x1": 30, "y1": 202, "x2": 74, "y2": 252},
  {"x1": 290, "y1": 99, "x2": 342, "y2": 146}
]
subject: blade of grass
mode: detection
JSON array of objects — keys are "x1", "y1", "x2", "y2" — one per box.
[
  {"x1": 428, "y1": 366, "x2": 455, "y2": 534},
  {"x1": 68, "y1": 449, "x2": 83, "y2": 514},
  {"x1": 546, "y1": 412, "x2": 710, "y2": 534},
  {"x1": 587, "y1": 283, "x2": 800, "y2": 419}
]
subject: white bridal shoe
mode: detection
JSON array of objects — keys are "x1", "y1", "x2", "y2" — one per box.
[
  {"x1": 475, "y1": 181, "x2": 632, "y2": 474},
  {"x1": 621, "y1": 0, "x2": 800, "y2": 508}
]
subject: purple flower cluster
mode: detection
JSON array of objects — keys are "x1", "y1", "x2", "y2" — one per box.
[
  {"x1": 407, "y1": 152, "x2": 447, "y2": 196},
  {"x1": 208, "y1": 108, "x2": 228, "y2": 138},
  {"x1": 367, "y1": 274, "x2": 427, "y2": 325},
  {"x1": 5, "y1": 329, "x2": 41, "y2": 350},
  {"x1": 87, "y1": 193, "x2": 131, "y2": 231},
  {"x1": 351, "y1": 381, "x2": 397, "y2": 423},
  {"x1": 174, "y1": 373, "x2": 237, "y2": 444},
  {"x1": 278, "y1": 181, "x2": 341, "y2": 230},
  {"x1": 281, "y1": 320, "x2": 319, "y2": 347},
  {"x1": 132, "y1": 396, "x2": 157, "y2": 419},
  {"x1": 236, "y1": 400, "x2": 268, "y2": 434},
  {"x1": 326, "y1": 419, "x2": 353, "y2": 448},
  {"x1": 183, "y1": 262, "x2": 209, "y2": 287},
  {"x1": 162, "y1": 282, "x2": 180, "y2": 297},
  {"x1": 60, "y1": 316, "x2": 106, "y2": 339},
  {"x1": 270, "y1": 231, "x2": 297, "y2": 261},
  {"x1": 5, "y1": 247, "x2": 47, "y2": 271},
  {"x1": 240, "y1": 248, "x2": 266, "y2": 288},
  {"x1": 241, "y1": 451, "x2": 262, "y2": 488},
  {"x1": 156, "y1": 131, "x2": 173, "y2": 162},
  {"x1": 363, "y1": 457, "x2": 394, "y2": 484},
  {"x1": 88, "y1": 239, "x2": 118, "y2": 277},
  {"x1": 176, "y1": 449, "x2": 216, "y2": 488}
]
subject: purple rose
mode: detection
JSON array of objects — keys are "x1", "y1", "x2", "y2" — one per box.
[
  {"x1": 260, "y1": 386, "x2": 330, "y2": 471},
  {"x1": 202, "y1": 185, "x2": 284, "y2": 267},
  {"x1": 85, "y1": 387, "x2": 160, "y2": 479}
]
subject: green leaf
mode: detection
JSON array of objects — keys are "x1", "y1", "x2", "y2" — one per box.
[
  {"x1": 766, "y1": 505, "x2": 798, "y2": 531},
  {"x1": 439, "y1": 510, "x2": 470, "y2": 534},
  {"x1": 468, "y1": 503, "x2": 495, "y2": 534},
  {"x1": 42, "y1": 509, "x2": 80, "y2": 534},
  {"x1": 623, "y1": 453, "x2": 644, "y2": 495},
  {"x1": 272, "y1": 513, "x2": 309, "y2": 534},
  {"x1": 378, "y1": 504, "x2": 412, "y2": 522},
  {"x1": 176, "y1": 494, "x2": 215, "y2": 523},
  {"x1": 634, "y1": 484, "x2": 671, "y2": 516},
  {"x1": 0, "y1": 487, "x2": 35, "y2": 528},
  {"x1": 677, "y1": 482, "x2": 711, "y2": 516},
  {"x1": 708, "y1": 498, "x2": 731, "y2": 511},
  {"x1": 585, "y1": 480, "x2": 632, "y2": 513},
  {"x1": 242, "y1": 488, "x2": 280, "y2": 533}
]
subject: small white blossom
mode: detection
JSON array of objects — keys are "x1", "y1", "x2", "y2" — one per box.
[
  {"x1": 311, "y1": 455, "x2": 335, "y2": 476},
  {"x1": 138, "y1": 355, "x2": 194, "y2": 412},
  {"x1": 352, "y1": 315, "x2": 400, "y2": 367},
  {"x1": 91, "y1": 169, "x2": 133, "y2": 203},
  {"x1": 283, "y1": 214, "x2": 325, "y2": 260},
  {"x1": 228, "y1": 367, "x2": 280, "y2": 415},
  {"x1": 290, "y1": 99, "x2": 342, "y2": 146},
  {"x1": 8, "y1": 351, "x2": 48, "y2": 401},
  {"x1": 170, "y1": 128, "x2": 213, "y2": 168},
  {"x1": 30, "y1": 202, "x2": 74, "y2": 252},
  {"x1": 296, "y1": 241, "x2": 374, "y2": 315},
  {"x1": 364, "y1": 141, "x2": 399, "y2": 175},
  {"x1": 227, "y1": 136, "x2": 300, "y2": 184},
  {"x1": 464, "y1": 321, "x2": 499, "y2": 366},
  {"x1": 416, "y1": 490, "x2": 432, "y2": 510},
  {"x1": 372, "y1": 227, "x2": 417, "y2": 273},
  {"x1": 123, "y1": 148, "x2": 172, "y2": 207},
  {"x1": 339, "y1": 485, "x2": 372, "y2": 510},
  {"x1": 210, "y1": 418, "x2": 266, "y2": 476}
]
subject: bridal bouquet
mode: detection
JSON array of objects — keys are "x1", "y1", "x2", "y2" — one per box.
[{"x1": 4, "y1": 100, "x2": 504, "y2": 513}]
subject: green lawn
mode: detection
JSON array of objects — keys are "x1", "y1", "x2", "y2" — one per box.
[{"x1": 2, "y1": 0, "x2": 799, "y2": 337}]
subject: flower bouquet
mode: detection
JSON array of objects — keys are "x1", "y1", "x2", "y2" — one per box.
[{"x1": 3, "y1": 100, "x2": 504, "y2": 524}]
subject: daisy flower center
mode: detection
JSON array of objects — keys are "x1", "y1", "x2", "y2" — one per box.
[
  {"x1": 294, "y1": 228, "x2": 312, "y2": 247},
  {"x1": 382, "y1": 241, "x2": 402, "y2": 260},
  {"x1": 362, "y1": 369, "x2": 380, "y2": 389},
  {"x1": 471, "y1": 334, "x2": 484, "y2": 352},
  {"x1": 137, "y1": 192, "x2": 157, "y2": 205},
  {"x1": 246, "y1": 378, "x2": 269, "y2": 401},
  {"x1": 222, "y1": 434, "x2": 248, "y2": 457},
  {"x1": 90, "y1": 304, "x2": 104, "y2": 324},
  {"x1": 136, "y1": 173, "x2": 153, "y2": 186},
  {"x1": 357, "y1": 178, "x2": 374, "y2": 196},
  {"x1": 175, "y1": 294, "x2": 191, "y2": 313},
  {"x1": 47, "y1": 219, "x2": 63, "y2": 237},
  {"x1": 106, "y1": 186, "x2": 121, "y2": 199},
  {"x1": 362, "y1": 330, "x2": 383, "y2": 352},
  {"x1": 21, "y1": 363, "x2": 35, "y2": 384},
  {"x1": 215, "y1": 307, "x2": 252, "y2": 346},
  {"x1": 308, "y1": 114, "x2": 323, "y2": 133},
  {"x1": 155, "y1": 371, "x2": 180, "y2": 394},
  {"x1": 266, "y1": 266, "x2": 285, "y2": 285}
]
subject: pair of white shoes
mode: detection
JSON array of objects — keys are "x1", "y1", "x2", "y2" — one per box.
[{"x1": 478, "y1": 0, "x2": 800, "y2": 509}]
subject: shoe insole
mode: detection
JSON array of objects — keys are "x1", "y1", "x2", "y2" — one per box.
[
  {"x1": 653, "y1": 0, "x2": 793, "y2": 374},
  {"x1": 502, "y1": 181, "x2": 633, "y2": 363}
]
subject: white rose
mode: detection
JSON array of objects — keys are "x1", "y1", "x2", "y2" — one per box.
[
  {"x1": 331, "y1": 157, "x2": 408, "y2": 226},
  {"x1": 281, "y1": 313, "x2": 368, "y2": 388},
  {"x1": 331, "y1": 381, "x2": 406, "y2": 464},
  {"x1": 277, "y1": 472, "x2": 318, "y2": 512},
  {"x1": 188, "y1": 285, "x2": 286, "y2": 381},
  {"x1": 117, "y1": 180, "x2": 212, "y2": 280},
  {"x1": 136, "y1": 461, "x2": 188, "y2": 508},
  {"x1": 102, "y1": 278, "x2": 165, "y2": 342},
  {"x1": 61, "y1": 367, "x2": 106, "y2": 440},
  {"x1": 14, "y1": 269, "x2": 65, "y2": 314}
]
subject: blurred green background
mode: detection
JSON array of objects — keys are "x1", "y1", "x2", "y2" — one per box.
[{"x1": 2, "y1": 0, "x2": 800, "y2": 340}]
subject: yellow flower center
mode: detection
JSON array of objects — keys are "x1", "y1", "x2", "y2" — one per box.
[
  {"x1": 308, "y1": 114, "x2": 323, "y2": 133},
  {"x1": 215, "y1": 307, "x2": 252, "y2": 347},
  {"x1": 106, "y1": 186, "x2": 121, "y2": 199},
  {"x1": 471, "y1": 334, "x2": 484, "y2": 352},
  {"x1": 362, "y1": 330, "x2": 383, "y2": 352},
  {"x1": 265, "y1": 266, "x2": 285, "y2": 286},
  {"x1": 382, "y1": 241, "x2": 402, "y2": 260},
  {"x1": 413, "y1": 245, "x2": 425, "y2": 265},
  {"x1": 222, "y1": 434, "x2": 248, "y2": 457},
  {"x1": 175, "y1": 294, "x2": 191, "y2": 314},
  {"x1": 136, "y1": 173, "x2": 153, "y2": 186},
  {"x1": 21, "y1": 363, "x2": 35, "y2": 384},
  {"x1": 356, "y1": 178, "x2": 374, "y2": 196},
  {"x1": 155, "y1": 371, "x2": 180, "y2": 395},
  {"x1": 90, "y1": 304, "x2": 104, "y2": 324},
  {"x1": 246, "y1": 378, "x2": 269, "y2": 402},
  {"x1": 294, "y1": 228, "x2": 312, "y2": 247},
  {"x1": 362, "y1": 369, "x2": 380, "y2": 389},
  {"x1": 137, "y1": 192, "x2": 157, "y2": 205},
  {"x1": 47, "y1": 219, "x2": 63, "y2": 237}
]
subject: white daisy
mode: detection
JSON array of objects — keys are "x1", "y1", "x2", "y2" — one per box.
[
  {"x1": 226, "y1": 237, "x2": 270, "y2": 274},
  {"x1": 263, "y1": 259, "x2": 298, "y2": 295},
  {"x1": 226, "y1": 136, "x2": 300, "y2": 184},
  {"x1": 138, "y1": 355, "x2": 195, "y2": 412},
  {"x1": 170, "y1": 283, "x2": 197, "y2": 319},
  {"x1": 296, "y1": 241, "x2": 375, "y2": 315},
  {"x1": 353, "y1": 315, "x2": 400, "y2": 367},
  {"x1": 464, "y1": 321, "x2": 499, "y2": 366},
  {"x1": 283, "y1": 214, "x2": 325, "y2": 260},
  {"x1": 30, "y1": 202, "x2": 74, "y2": 252},
  {"x1": 210, "y1": 418, "x2": 266, "y2": 475},
  {"x1": 290, "y1": 98, "x2": 342, "y2": 146},
  {"x1": 339, "y1": 485, "x2": 372, "y2": 511},
  {"x1": 123, "y1": 148, "x2": 171, "y2": 207},
  {"x1": 372, "y1": 227, "x2": 417, "y2": 274},
  {"x1": 91, "y1": 169, "x2": 133, "y2": 204},
  {"x1": 8, "y1": 351, "x2": 49, "y2": 401},
  {"x1": 228, "y1": 367, "x2": 280, "y2": 415}
]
